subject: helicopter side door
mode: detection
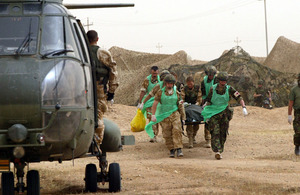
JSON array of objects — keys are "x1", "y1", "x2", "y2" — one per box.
[{"x1": 72, "y1": 19, "x2": 98, "y2": 126}]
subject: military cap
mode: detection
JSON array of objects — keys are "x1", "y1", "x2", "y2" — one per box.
[
  {"x1": 164, "y1": 74, "x2": 176, "y2": 83},
  {"x1": 160, "y1": 70, "x2": 170, "y2": 81},
  {"x1": 216, "y1": 71, "x2": 228, "y2": 81},
  {"x1": 205, "y1": 65, "x2": 217, "y2": 76}
]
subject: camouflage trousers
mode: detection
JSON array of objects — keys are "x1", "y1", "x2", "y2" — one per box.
[
  {"x1": 146, "y1": 107, "x2": 159, "y2": 136},
  {"x1": 204, "y1": 123, "x2": 211, "y2": 141},
  {"x1": 95, "y1": 84, "x2": 108, "y2": 144},
  {"x1": 207, "y1": 109, "x2": 232, "y2": 153},
  {"x1": 186, "y1": 124, "x2": 199, "y2": 140},
  {"x1": 108, "y1": 65, "x2": 119, "y2": 94},
  {"x1": 293, "y1": 109, "x2": 300, "y2": 146},
  {"x1": 160, "y1": 111, "x2": 183, "y2": 150}
]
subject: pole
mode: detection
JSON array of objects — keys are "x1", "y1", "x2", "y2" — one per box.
[
  {"x1": 156, "y1": 43, "x2": 163, "y2": 53},
  {"x1": 263, "y1": 0, "x2": 269, "y2": 56}
]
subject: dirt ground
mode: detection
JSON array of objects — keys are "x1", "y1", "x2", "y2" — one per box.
[{"x1": 30, "y1": 104, "x2": 300, "y2": 195}]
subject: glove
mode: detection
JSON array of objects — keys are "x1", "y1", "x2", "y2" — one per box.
[
  {"x1": 242, "y1": 107, "x2": 248, "y2": 116},
  {"x1": 109, "y1": 99, "x2": 114, "y2": 106},
  {"x1": 151, "y1": 115, "x2": 157, "y2": 122},
  {"x1": 182, "y1": 120, "x2": 185, "y2": 125},
  {"x1": 288, "y1": 115, "x2": 293, "y2": 124},
  {"x1": 107, "y1": 92, "x2": 114, "y2": 101},
  {"x1": 202, "y1": 102, "x2": 207, "y2": 109},
  {"x1": 137, "y1": 102, "x2": 144, "y2": 110}
]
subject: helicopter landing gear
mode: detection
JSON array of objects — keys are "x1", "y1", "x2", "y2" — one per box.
[
  {"x1": 1, "y1": 171, "x2": 14, "y2": 195},
  {"x1": 85, "y1": 140, "x2": 121, "y2": 192},
  {"x1": 85, "y1": 163, "x2": 97, "y2": 192},
  {"x1": 27, "y1": 170, "x2": 40, "y2": 195},
  {"x1": 108, "y1": 162, "x2": 121, "y2": 192},
  {"x1": 2, "y1": 162, "x2": 41, "y2": 195}
]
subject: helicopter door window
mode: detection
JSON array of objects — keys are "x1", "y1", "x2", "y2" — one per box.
[
  {"x1": 72, "y1": 20, "x2": 89, "y2": 63},
  {"x1": 0, "y1": 16, "x2": 39, "y2": 55}
]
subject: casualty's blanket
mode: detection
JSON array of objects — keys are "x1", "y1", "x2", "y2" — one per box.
[{"x1": 184, "y1": 104, "x2": 204, "y2": 124}]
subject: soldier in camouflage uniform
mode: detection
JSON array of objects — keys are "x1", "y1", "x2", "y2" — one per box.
[
  {"x1": 288, "y1": 73, "x2": 300, "y2": 155},
  {"x1": 201, "y1": 72, "x2": 248, "y2": 160},
  {"x1": 171, "y1": 71, "x2": 184, "y2": 92},
  {"x1": 181, "y1": 76, "x2": 202, "y2": 148},
  {"x1": 253, "y1": 80, "x2": 271, "y2": 108},
  {"x1": 200, "y1": 65, "x2": 218, "y2": 148},
  {"x1": 138, "y1": 66, "x2": 160, "y2": 142},
  {"x1": 141, "y1": 70, "x2": 170, "y2": 106},
  {"x1": 139, "y1": 70, "x2": 170, "y2": 142},
  {"x1": 87, "y1": 30, "x2": 118, "y2": 144},
  {"x1": 145, "y1": 75, "x2": 186, "y2": 158}
]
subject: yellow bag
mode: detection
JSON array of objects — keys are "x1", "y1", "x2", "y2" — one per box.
[{"x1": 130, "y1": 109, "x2": 146, "y2": 132}]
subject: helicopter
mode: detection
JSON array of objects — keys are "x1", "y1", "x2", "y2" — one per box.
[{"x1": 0, "y1": 0, "x2": 134, "y2": 194}]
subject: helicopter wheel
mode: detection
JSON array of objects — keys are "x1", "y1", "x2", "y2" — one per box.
[
  {"x1": 85, "y1": 163, "x2": 97, "y2": 192},
  {"x1": 108, "y1": 163, "x2": 121, "y2": 192},
  {"x1": 27, "y1": 170, "x2": 40, "y2": 195},
  {"x1": 1, "y1": 171, "x2": 14, "y2": 195}
]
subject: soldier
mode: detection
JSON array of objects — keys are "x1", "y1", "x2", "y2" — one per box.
[
  {"x1": 171, "y1": 71, "x2": 184, "y2": 92},
  {"x1": 137, "y1": 66, "x2": 160, "y2": 142},
  {"x1": 200, "y1": 65, "x2": 218, "y2": 148},
  {"x1": 181, "y1": 76, "x2": 202, "y2": 148},
  {"x1": 288, "y1": 73, "x2": 300, "y2": 155},
  {"x1": 145, "y1": 75, "x2": 186, "y2": 158},
  {"x1": 139, "y1": 70, "x2": 170, "y2": 142},
  {"x1": 87, "y1": 30, "x2": 118, "y2": 145},
  {"x1": 253, "y1": 80, "x2": 272, "y2": 108},
  {"x1": 201, "y1": 72, "x2": 248, "y2": 160}
]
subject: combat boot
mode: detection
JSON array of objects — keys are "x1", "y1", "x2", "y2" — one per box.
[
  {"x1": 149, "y1": 136, "x2": 157, "y2": 143},
  {"x1": 215, "y1": 152, "x2": 222, "y2": 160},
  {"x1": 295, "y1": 145, "x2": 300, "y2": 156},
  {"x1": 193, "y1": 137, "x2": 197, "y2": 144},
  {"x1": 204, "y1": 140, "x2": 211, "y2": 148},
  {"x1": 177, "y1": 148, "x2": 183, "y2": 157},
  {"x1": 169, "y1": 149, "x2": 175, "y2": 158}
]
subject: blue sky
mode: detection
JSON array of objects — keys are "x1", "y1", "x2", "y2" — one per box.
[{"x1": 64, "y1": 0, "x2": 300, "y2": 61}]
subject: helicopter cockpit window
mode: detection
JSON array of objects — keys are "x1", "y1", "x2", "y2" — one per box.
[
  {"x1": 41, "y1": 16, "x2": 80, "y2": 58},
  {"x1": 41, "y1": 60, "x2": 86, "y2": 107},
  {"x1": 43, "y1": 3, "x2": 66, "y2": 14},
  {"x1": 0, "y1": 16, "x2": 39, "y2": 55},
  {"x1": 24, "y1": 3, "x2": 42, "y2": 15},
  {"x1": 0, "y1": 4, "x2": 9, "y2": 15}
]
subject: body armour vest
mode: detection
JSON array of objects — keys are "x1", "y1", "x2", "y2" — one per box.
[
  {"x1": 90, "y1": 45, "x2": 109, "y2": 80},
  {"x1": 184, "y1": 85, "x2": 200, "y2": 104}
]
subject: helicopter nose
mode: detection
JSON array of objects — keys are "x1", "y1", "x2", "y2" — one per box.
[{"x1": 8, "y1": 124, "x2": 28, "y2": 143}]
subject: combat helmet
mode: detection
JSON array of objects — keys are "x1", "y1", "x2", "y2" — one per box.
[
  {"x1": 164, "y1": 74, "x2": 176, "y2": 84},
  {"x1": 258, "y1": 79, "x2": 263, "y2": 85},
  {"x1": 216, "y1": 71, "x2": 228, "y2": 81},
  {"x1": 205, "y1": 65, "x2": 217, "y2": 76},
  {"x1": 160, "y1": 70, "x2": 170, "y2": 81}
]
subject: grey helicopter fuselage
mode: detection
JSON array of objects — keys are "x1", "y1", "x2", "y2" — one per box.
[{"x1": 0, "y1": 0, "x2": 101, "y2": 163}]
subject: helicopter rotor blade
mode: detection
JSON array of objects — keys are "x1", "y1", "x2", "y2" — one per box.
[{"x1": 64, "y1": 3, "x2": 134, "y2": 9}]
